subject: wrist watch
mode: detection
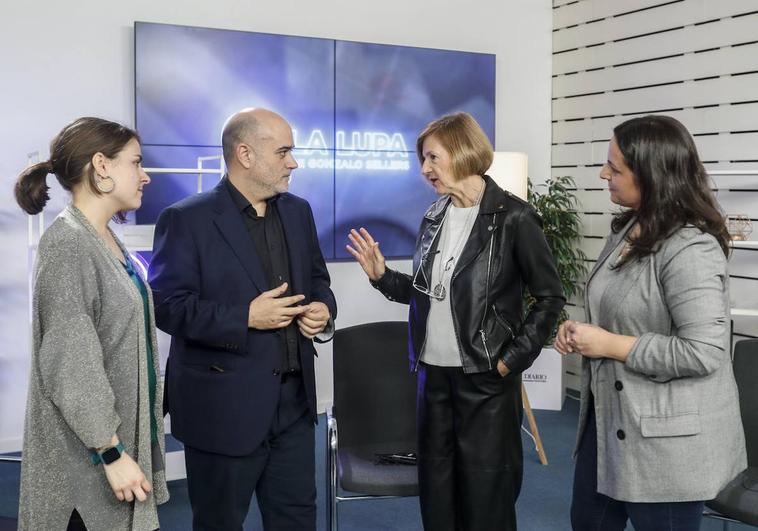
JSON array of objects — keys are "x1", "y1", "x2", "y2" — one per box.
[{"x1": 90, "y1": 441, "x2": 125, "y2": 466}]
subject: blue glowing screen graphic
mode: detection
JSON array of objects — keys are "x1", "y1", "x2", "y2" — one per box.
[{"x1": 135, "y1": 22, "x2": 495, "y2": 259}]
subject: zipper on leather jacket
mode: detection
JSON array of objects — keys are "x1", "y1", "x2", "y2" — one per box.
[
  {"x1": 479, "y1": 329, "x2": 492, "y2": 369},
  {"x1": 492, "y1": 304, "x2": 515, "y2": 340},
  {"x1": 449, "y1": 273, "x2": 468, "y2": 369},
  {"x1": 477, "y1": 213, "x2": 497, "y2": 370},
  {"x1": 414, "y1": 218, "x2": 446, "y2": 373}
]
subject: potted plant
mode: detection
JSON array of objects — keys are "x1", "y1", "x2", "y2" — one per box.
[
  {"x1": 521, "y1": 175, "x2": 587, "y2": 411},
  {"x1": 524, "y1": 174, "x2": 588, "y2": 337}
]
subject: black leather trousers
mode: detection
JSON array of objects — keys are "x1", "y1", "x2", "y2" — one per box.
[{"x1": 417, "y1": 362, "x2": 524, "y2": 531}]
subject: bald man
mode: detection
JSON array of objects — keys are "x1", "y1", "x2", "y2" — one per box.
[{"x1": 150, "y1": 108, "x2": 336, "y2": 530}]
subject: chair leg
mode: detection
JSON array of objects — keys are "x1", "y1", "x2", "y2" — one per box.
[
  {"x1": 328, "y1": 457, "x2": 338, "y2": 531},
  {"x1": 521, "y1": 383, "x2": 548, "y2": 465},
  {"x1": 326, "y1": 416, "x2": 339, "y2": 531},
  {"x1": 723, "y1": 521, "x2": 729, "y2": 531}
]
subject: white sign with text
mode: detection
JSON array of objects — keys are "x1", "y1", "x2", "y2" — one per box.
[{"x1": 522, "y1": 347, "x2": 564, "y2": 411}]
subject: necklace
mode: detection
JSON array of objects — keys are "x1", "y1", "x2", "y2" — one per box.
[{"x1": 431, "y1": 181, "x2": 485, "y2": 300}]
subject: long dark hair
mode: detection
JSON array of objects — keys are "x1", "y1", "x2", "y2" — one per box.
[
  {"x1": 610, "y1": 115, "x2": 729, "y2": 263},
  {"x1": 14, "y1": 117, "x2": 140, "y2": 217}
]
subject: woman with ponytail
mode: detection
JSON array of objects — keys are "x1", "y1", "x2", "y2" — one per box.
[{"x1": 15, "y1": 117, "x2": 168, "y2": 531}]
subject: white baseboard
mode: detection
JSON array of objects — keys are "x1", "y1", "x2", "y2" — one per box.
[
  {"x1": 317, "y1": 398, "x2": 332, "y2": 415},
  {"x1": 0, "y1": 437, "x2": 22, "y2": 454},
  {"x1": 165, "y1": 449, "x2": 186, "y2": 481}
]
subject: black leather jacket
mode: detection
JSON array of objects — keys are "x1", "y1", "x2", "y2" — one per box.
[{"x1": 373, "y1": 175, "x2": 565, "y2": 374}]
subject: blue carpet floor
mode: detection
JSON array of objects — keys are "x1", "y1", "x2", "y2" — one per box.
[{"x1": 0, "y1": 398, "x2": 751, "y2": 530}]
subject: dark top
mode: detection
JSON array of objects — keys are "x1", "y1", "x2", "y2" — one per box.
[
  {"x1": 122, "y1": 256, "x2": 159, "y2": 444},
  {"x1": 225, "y1": 178, "x2": 300, "y2": 372}
]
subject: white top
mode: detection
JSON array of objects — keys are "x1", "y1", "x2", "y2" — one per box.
[{"x1": 421, "y1": 203, "x2": 480, "y2": 366}]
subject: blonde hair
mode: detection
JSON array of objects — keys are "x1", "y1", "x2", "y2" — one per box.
[{"x1": 416, "y1": 112, "x2": 494, "y2": 180}]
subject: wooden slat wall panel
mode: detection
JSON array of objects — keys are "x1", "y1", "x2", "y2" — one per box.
[
  {"x1": 554, "y1": 0, "x2": 672, "y2": 28},
  {"x1": 553, "y1": 0, "x2": 592, "y2": 28},
  {"x1": 578, "y1": 213, "x2": 614, "y2": 237},
  {"x1": 554, "y1": 74, "x2": 758, "y2": 120},
  {"x1": 554, "y1": 14, "x2": 758, "y2": 75},
  {"x1": 554, "y1": 0, "x2": 580, "y2": 9},
  {"x1": 552, "y1": 165, "x2": 758, "y2": 190},
  {"x1": 713, "y1": 190, "x2": 758, "y2": 215},
  {"x1": 554, "y1": 2, "x2": 693, "y2": 51},
  {"x1": 554, "y1": 0, "x2": 757, "y2": 52},
  {"x1": 733, "y1": 314, "x2": 758, "y2": 339},
  {"x1": 551, "y1": 166, "x2": 606, "y2": 188},
  {"x1": 698, "y1": 134, "x2": 758, "y2": 163},
  {"x1": 553, "y1": 44, "x2": 758, "y2": 98},
  {"x1": 709, "y1": 169, "x2": 758, "y2": 189},
  {"x1": 730, "y1": 276, "x2": 758, "y2": 313},
  {"x1": 553, "y1": 132, "x2": 758, "y2": 166},
  {"x1": 553, "y1": 103, "x2": 758, "y2": 144},
  {"x1": 706, "y1": 163, "x2": 758, "y2": 173},
  {"x1": 563, "y1": 189, "x2": 758, "y2": 215},
  {"x1": 552, "y1": 1, "x2": 758, "y2": 390},
  {"x1": 574, "y1": 190, "x2": 615, "y2": 213},
  {"x1": 730, "y1": 251, "x2": 758, "y2": 279},
  {"x1": 578, "y1": 236, "x2": 607, "y2": 259}
]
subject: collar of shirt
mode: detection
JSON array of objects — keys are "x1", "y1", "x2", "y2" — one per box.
[{"x1": 224, "y1": 177, "x2": 279, "y2": 218}]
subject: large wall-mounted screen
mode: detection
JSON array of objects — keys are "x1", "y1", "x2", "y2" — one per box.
[{"x1": 135, "y1": 22, "x2": 495, "y2": 259}]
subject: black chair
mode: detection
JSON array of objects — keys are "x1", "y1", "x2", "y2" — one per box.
[
  {"x1": 326, "y1": 321, "x2": 419, "y2": 531},
  {"x1": 704, "y1": 338, "x2": 758, "y2": 529}
]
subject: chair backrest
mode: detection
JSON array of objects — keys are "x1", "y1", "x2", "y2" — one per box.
[
  {"x1": 332, "y1": 321, "x2": 416, "y2": 450},
  {"x1": 733, "y1": 339, "x2": 758, "y2": 467}
]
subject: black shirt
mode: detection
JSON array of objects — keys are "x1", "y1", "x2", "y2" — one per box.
[{"x1": 225, "y1": 178, "x2": 301, "y2": 373}]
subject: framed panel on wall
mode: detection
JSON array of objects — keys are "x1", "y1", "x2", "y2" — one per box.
[{"x1": 134, "y1": 21, "x2": 496, "y2": 259}]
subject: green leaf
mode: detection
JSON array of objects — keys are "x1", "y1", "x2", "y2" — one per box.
[{"x1": 524, "y1": 176, "x2": 589, "y2": 343}]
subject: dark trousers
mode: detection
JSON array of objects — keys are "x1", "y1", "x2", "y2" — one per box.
[
  {"x1": 571, "y1": 395, "x2": 704, "y2": 531},
  {"x1": 184, "y1": 373, "x2": 316, "y2": 531},
  {"x1": 417, "y1": 363, "x2": 524, "y2": 531}
]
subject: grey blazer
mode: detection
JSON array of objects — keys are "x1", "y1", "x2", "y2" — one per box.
[
  {"x1": 18, "y1": 206, "x2": 169, "y2": 531},
  {"x1": 577, "y1": 219, "x2": 747, "y2": 502}
]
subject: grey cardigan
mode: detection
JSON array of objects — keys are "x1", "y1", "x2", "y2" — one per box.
[
  {"x1": 577, "y1": 220, "x2": 747, "y2": 502},
  {"x1": 18, "y1": 206, "x2": 168, "y2": 531}
]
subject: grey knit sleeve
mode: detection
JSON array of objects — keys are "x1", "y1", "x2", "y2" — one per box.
[{"x1": 34, "y1": 238, "x2": 120, "y2": 449}]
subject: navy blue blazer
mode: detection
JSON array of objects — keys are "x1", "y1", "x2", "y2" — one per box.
[{"x1": 149, "y1": 181, "x2": 336, "y2": 456}]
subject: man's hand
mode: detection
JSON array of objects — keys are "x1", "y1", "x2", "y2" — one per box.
[
  {"x1": 496, "y1": 359, "x2": 510, "y2": 377},
  {"x1": 297, "y1": 301, "x2": 330, "y2": 339},
  {"x1": 248, "y1": 283, "x2": 307, "y2": 330}
]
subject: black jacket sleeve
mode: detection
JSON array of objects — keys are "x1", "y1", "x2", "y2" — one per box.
[{"x1": 502, "y1": 207, "x2": 566, "y2": 373}]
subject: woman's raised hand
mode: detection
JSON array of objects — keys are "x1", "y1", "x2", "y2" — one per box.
[{"x1": 346, "y1": 228, "x2": 386, "y2": 282}]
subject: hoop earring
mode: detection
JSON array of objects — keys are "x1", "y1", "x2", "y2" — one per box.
[{"x1": 95, "y1": 175, "x2": 115, "y2": 194}]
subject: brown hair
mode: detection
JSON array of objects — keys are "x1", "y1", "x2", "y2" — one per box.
[
  {"x1": 416, "y1": 112, "x2": 494, "y2": 180},
  {"x1": 15, "y1": 117, "x2": 140, "y2": 217},
  {"x1": 610, "y1": 115, "x2": 730, "y2": 264}
]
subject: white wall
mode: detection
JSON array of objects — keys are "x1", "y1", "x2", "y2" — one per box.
[
  {"x1": 551, "y1": 0, "x2": 758, "y2": 390},
  {"x1": 0, "y1": 0, "x2": 553, "y2": 451}
]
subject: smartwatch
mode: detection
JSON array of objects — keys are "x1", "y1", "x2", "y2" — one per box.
[{"x1": 90, "y1": 441, "x2": 125, "y2": 466}]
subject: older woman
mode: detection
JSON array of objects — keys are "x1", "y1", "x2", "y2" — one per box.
[
  {"x1": 555, "y1": 115, "x2": 747, "y2": 531},
  {"x1": 347, "y1": 112, "x2": 564, "y2": 531},
  {"x1": 14, "y1": 117, "x2": 168, "y2": 530}
]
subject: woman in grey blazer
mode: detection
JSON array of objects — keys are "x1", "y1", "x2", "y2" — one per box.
[
  {"x1": 555, "y1": 115, "x2": 747, "y2": 531},
  {"x1": 14, "y1": 117, "x2": 168, "y2": 530}
]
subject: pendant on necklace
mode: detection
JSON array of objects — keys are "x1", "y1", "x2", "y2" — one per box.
[{"x1": 432, "y1": 283, "x2": 446, "y2": 300}]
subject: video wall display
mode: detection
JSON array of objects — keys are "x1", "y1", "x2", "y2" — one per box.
[{"x1": 135, "y1": 22, "x2": 496, "y2": 259}]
